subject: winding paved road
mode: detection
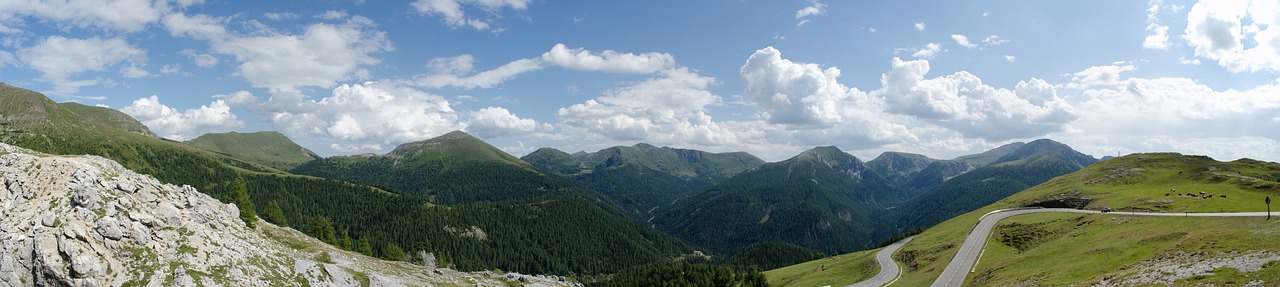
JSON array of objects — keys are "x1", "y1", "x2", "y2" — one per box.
[
  {"x1": 847, "y1": 236, "x2": 914, "y2": 287},
  {"x1": 929, "y1": 208, "x2": 1272, "y2": 287}
]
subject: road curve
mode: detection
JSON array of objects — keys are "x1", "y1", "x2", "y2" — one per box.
[
  {"x1": 847, "y1": 236, "x2": 914, "y2": 287},
  {"x1": 929, "y1": 208, "x2": 1271, "y2": 287}
]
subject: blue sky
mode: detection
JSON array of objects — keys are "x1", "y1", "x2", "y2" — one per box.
[{"x1": 2, "y1": 0, "x2": 1278, "y2": 162}]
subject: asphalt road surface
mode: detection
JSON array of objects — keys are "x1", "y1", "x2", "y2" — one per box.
[
  {"x1": 847, "y1": 236, "x2": 914, "y2": 287},
  {"x1": 929, "y1": 208, "x2": 1271, "y2": 287}
]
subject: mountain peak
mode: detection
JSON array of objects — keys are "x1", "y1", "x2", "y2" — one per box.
[
  {"x1": 993, "y1": 139, "x2": 1097, "y2": 168},
  {"x1": 386, "y1": 131, "x2": 529, "y2": 168}
]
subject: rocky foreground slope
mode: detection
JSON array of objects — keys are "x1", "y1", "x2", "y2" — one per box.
[{"x1": 0, "y1": 143, "x2": 573, "y2": 287}]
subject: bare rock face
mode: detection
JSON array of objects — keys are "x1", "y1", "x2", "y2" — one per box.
[{"x1": 0, "y1": 143, "x2": 577, "y2": 287}]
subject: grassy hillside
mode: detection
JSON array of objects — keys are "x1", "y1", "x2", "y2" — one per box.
[
  {"x1": 187, "y1": 131, "x2": 319, "y2": 170},
  {"x1": 886, "y1": 152, "x2": 1280, "y2": 286},
  {"x1": 763, "y1": 248, "x2": 879, "y2": 287},
  {"x1": 59, "y1": 102, "x2": 157, "y2": 137},
  {"x1": 970, "y1": 213, "x2": 1280, "y2": 286}
]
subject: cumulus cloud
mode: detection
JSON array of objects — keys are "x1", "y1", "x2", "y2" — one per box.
[
  {"x1": 795, "y1": 0, "x2": 826, "y2": 26},
  {"x1": 914, "y1": 22, "x2": 926, "y2": 31},
  {"x1": 540, "y1": 43, "x2": 675, "y2": 74},
  {"x1": 740, "y1": 46, "x2": 850, "y2": 128},
  {"x1": 876, "y1": 57, "x2": 1076, "y2": 140},
  {"x1": 120, "y1": 95, "x2": 243, "y2": 141},
  {"x1": 17, "y1": 36, "x2": 146, "y2": 95},
  {"x1": 411, "y1": 0, "x2": 532, "y2": 31},
  {"x1": 1182, "y1": 0, "x2": 1280, "y2": 72},
  {"x1": 553, "y1": 68, "x2": 776, "y2": 149},
  {"x1": 236, "y1": 82, "x2": 461, "y2": 146},
  {"x1": 464, "y1": 107, "x2": 538, "y2": 139},
  {"x1": 951, "y1": 34, "x2": 978, "y2": 49},
  {"x1": 165, "y1": 13, "x2": 392, "y2": 91},
  {"x1": 1004, "y1": 55, "x2": 1017, "y2": 62}
]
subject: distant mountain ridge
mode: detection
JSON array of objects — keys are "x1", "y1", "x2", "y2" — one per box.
[
  {"x1": 523, "y1": 143, "x2": 764, "y2": 218},
  {"x1": 652, "y1": 145, "x2": 898, "y2": 255}
]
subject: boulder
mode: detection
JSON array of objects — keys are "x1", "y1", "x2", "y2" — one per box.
[{"x1": 94, "y1": 217, "x2": 123, "y2": 241}]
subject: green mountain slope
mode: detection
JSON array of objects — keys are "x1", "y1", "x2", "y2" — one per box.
[
  {"x1": 883, "y1": 139, "x2": 1097, "y2": 235},
  {"x1": 59, "y1": 102, "x2": 157, "y2": 137},
  {"x1": 0, "y1": 83, "x2": 687, "y2": 275},
  {"x1": 953, "y1": 142, "x2": 1026, "y2": 167},
  {"x1": 885, "y1": 152, "x2": 1279, "y2": 286},
  {"x1": 523, "y1": 144, "x2": 765, "y2": 218},
  {"x1": 187, "y1": 131, "x2": 319, "y2": 170},
  {"x1": 290, "y1": 131, "x2": 692, "y2": 272},
  {"x1": 652, "y1": 146, "x2": 901, "y2": 255}
]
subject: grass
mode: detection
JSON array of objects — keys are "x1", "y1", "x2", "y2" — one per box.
[
  {"x1": 880, "y1": 153, "x2": 1280, "y2": 286},
  {"x1": 968, "y1": 213, "x2": 1280, "y2": 286},
  {"x1": 763, "y1": 248, "x2": 879, "y2": 287}
]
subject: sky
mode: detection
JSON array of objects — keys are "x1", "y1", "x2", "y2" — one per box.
[{"x1": 1, "y1": 0, "x2": 1278, "y2": 162}]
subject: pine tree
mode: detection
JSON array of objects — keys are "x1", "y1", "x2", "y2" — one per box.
[
  {"x1": 262, "y1": 200, "x2": 287, "y2": 226},
  {"x1": 230, "y1": 176, "x2": 256, "y2": 228}
]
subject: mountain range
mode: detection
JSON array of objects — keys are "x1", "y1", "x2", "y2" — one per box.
[{"x1": 1, "y1": 81, "x2": 1106, "y2": 278}]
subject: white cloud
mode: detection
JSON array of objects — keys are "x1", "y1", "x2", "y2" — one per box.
[
  {"x1": 160, "y1": 64, "x2": 180, "y2": 75},
  {"x1": 119, "y1": 65, "x2": 151, "y2": 78},
  {"x1": 912, "y1": 43, "x2": 942, "y2": 59},
  {"x1": 982, "y1": 35, "x2": 1008, "y2": 46},
  {"x1": 1068, "y1": 64, "x2": 1137, "y2": 88},
  {"x1": 120, "y1": 95, "x2": 243, "y2": 141},
  {"x1": 412, "y1": 44, "x2": 672, "y2": 89},
  {"x1": 540, "y1": 43, "x2": 675, "y2": 74},
  {"x1": 411, "y1": 0, "x2": 533, "y2": 31},
  {"x1": 876, "y1": 57, "x2": 1076, "y2": 140},
  {"x1": 1182, "y1": 0, "x2": 1280, "y2": 72},
  {"x1": 264, "y1": 12, "x2": 299, "y2": 21},
  {"x1": 1062, "y1": 75, "x2": 1280, "y2": 154},
  {"x1": 180, "y1": 49, "x2": 219, "y2": 67},
  {"x1": 413, "y1": 57, "x2": 542, "y2": 89},
  {"x1": 1143, "y1": 0, "x2": 1171, "y2": 50},
  {"x1": 951, "y1": 34, "x2": 978, "y2": 49},
  {"x1": 0, "y1": 0, "x2": 181, "y2": 32},
  {"x1": 246, "y1": 82, "x2": 461, "y2": 146},
  {"x1": 914, "y1": 22, "x2": 926, "y2": 31},
  {"x1": 1004, "y1": 55, "x2": 1017, "y2": 62},
  {"x1": 330, "y1": 143, "x2": 384, "y2": 153},
  {"x1": 740, "y1": 46, "x2": 850, "y2": 128},
  {"x1": 557, "y1": 68, "x2": 752, "y2": 147},
  {"x1": 317, "y1": 10, "x2": 348, "y2": 20},
  {"x1": 17, "y1": 36, "x2": 146, "y2": 95},
  {"x1": 465, "y1": 107, "x2": 538, "y2": 139},
  {"x1": 795, "y1": 0, "x2": 826, "y2": 26},
  {"x1": 166, "y1": 13, "x2": 393, "y2": 91}
]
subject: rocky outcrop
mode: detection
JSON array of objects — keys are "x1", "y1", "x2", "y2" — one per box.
[{"x1": 0, "y1": 143, "x2": 575, "y2": 287}]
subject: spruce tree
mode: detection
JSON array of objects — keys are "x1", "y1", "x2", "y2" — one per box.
[
  {"x1": 262, "y1": 200, "x2": 287, "y2": 226},
  {"x1": 230, "y1": 176, "x2": 256, "y2": 228}
]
